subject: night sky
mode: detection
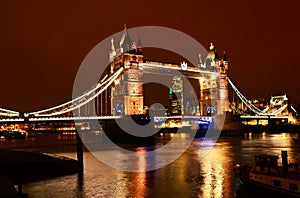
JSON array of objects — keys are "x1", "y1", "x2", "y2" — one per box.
[{"x1": 0, "y1": 1, "x2": 299, "y2": 112}]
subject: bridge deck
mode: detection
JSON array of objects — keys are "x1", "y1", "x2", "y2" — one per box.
[
  {"x1": 0, "y1": 115, "x2": 214, "y2": 123},
  {"x1": 240, "y1": 115, "x2": 288, "y2": 119}
]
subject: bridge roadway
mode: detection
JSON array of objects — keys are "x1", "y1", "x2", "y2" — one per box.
[
  {"x1": 240, "y1": 115, "x2": 288, "y2": 119},
  {"x1": 0, "y1": 115, "x2": 213, "y2": 123},
  {"x1": 0, "y1": 116, "x2": 121, "y2": 123},
  {"x1": 141, "y1": 62, "x2": 218, "y2": 79}
]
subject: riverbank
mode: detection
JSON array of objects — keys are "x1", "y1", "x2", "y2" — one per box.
[
  {"x1": 0, "y1": 150, "x2": 79, "y2": 197},
  {"x1": 243, "y1": 124, "x2": 300, "y2": 133}
]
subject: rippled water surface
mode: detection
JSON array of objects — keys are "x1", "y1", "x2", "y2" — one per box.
[{"x1": 1, "y1": 132, "x2": 299, "y2": 198}]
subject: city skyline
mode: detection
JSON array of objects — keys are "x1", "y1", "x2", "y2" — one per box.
[{"x1": 0, "y1": 1, "x2": 299, "y2": 112}]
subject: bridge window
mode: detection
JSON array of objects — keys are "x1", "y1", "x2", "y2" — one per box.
[
  {"x1": 289, "y1": 183, "x2": 298, "y2": 191},
  {"x1": 273, "y1": 180, "x2": 281, "y2": 187}
]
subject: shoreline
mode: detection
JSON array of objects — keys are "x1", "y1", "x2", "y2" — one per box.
[{"x1": 0, "y1": 149, "x2": 79, "y2": 197}]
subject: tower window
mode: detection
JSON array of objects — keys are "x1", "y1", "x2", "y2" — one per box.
[
  {"x1": 289, "y1": 183, "x2": 298, "y2": 191},
  {"x1": 273, "y1": 180, "x2": 281, "y2": 187}
]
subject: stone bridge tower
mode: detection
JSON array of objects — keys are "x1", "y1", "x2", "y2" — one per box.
[
  {"x1": 200, "y1": 42, "x2": 230, "y2": 116},
  {"x1": 109, "y1": 25, "x2": 144, "y2": 115}
]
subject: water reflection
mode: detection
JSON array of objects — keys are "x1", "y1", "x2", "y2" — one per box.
[
  {"x1": 58, "y1": 132, "x2": 77, "y2": 140},
  {"x1": 1, "y1": 132, "x2": 300, "y2": 197},
  {"x1": 194, "y1": 140, "x2": 234, "y2": 198},
  {"x1": 131, "y1": 148, "x2": 147, "y2": 197},
  {"x1": 242, "y1": 132, "x2": 293, "y2": 153},
  {"x1": 113, "y1": 171, "x2": 128, "y2": 197}
]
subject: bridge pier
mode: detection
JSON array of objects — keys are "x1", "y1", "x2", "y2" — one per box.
[{"x1": 76, "y1": 132, "x2": 84, "y2": 174}]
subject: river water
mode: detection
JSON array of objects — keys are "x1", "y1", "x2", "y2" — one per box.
[{"x1": 1, "y1": 131, "x2": 299, "y2": 198}]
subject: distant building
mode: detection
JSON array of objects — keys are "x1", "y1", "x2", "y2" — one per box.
[
  {"x1": 168, "y1": 76, "x2": 183, "y2": 115},
  {"x1": 269, "y1": 94, "x2": 289, "y2": 116},
  {"x1": 250, "y1": 97, "x2": 268, "y2": 110}
]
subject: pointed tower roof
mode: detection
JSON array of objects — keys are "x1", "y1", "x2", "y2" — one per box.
[
  {"x1": 124, "y1": 32, "x2": 132, "y2": 47},
  {"x1": 214, "y1": 49, "x2": 220, "y2": 60},
  {"x1": 110, "y1": 38, "x2": 116, "y2": 58},
  {"x1": 209, "y1": 42, "x2": 215, "y2": 51},
  {"x1": 110, "y1": 38, "x2": 115, "y2": 52},
  {"x1": 207, "y1": 42, "x2": 216, "y2": 60},
  {"x1": 124, "y1": 25, "x2": 132, "y2": 47},
  {"x1": 119, "y1": 24, "x2": 132, "y2": 51},
  {"x1": 198, "y1": 53, "x2": 203, "y2": 65},
  {"x1": 205, "y1": 58, "x2": 211, "y2": 67},
  {"x1": 137, "y1": 36, "x2": 142, "y2": 48},
  {"x1": 136, "y1": 36, "x2": 143, "y2": 54},
  {"x1": 222, "y1": 51, "x2": 228, "y2": 61}
]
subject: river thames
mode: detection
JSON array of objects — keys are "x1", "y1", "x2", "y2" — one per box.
[{"x1": 1, "y1": 131, "x2": 299, "y2": 198}]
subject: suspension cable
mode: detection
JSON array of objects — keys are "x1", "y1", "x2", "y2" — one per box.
[
  {"x1": 228, "y1": 78, "x2": 287, "y2": 116},
  {"x1": 30, "y1": 67, "x2": 124, "y2": 117}
]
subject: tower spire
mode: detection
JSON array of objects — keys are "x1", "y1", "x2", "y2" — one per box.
[
  {"x1": 137, "y1": 35, "x2": 142, "y2": 48},
  {"x1": 198, "y1": 53, "x2": 204, "y2": 68},
  {"x1": 119, "y1": 24, "x2": 132, "y2": 53},
  {"x1": 198, "y1": 53, "x2": 203, "y2": 64},
  {"x1": 223, "y1": 51, "x2": 228, "y2": 61},
  {"x1": 111, "y1": 38, "x2": 115, "y2": 52},
  {"x1": 109, "y1": 38, "x2": 116, "y2": 62},
  {"x1": 209, "y1": 42, "x2": 214, "y2": 51},
  {"x1": 137, "y1": 35, "x2": 143, "y2": 54},
  {"x1": 214, "y1": 49, "x2": 220, "y2": 60}
]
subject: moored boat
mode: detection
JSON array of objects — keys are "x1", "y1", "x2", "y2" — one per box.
[{"x1": 235, "y1": 151, "x2": 300, "y2": 197}]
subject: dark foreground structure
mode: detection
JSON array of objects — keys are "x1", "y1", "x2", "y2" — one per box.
[{"x1": 0, "y1": 150, "x2": 79, "y2": 197}]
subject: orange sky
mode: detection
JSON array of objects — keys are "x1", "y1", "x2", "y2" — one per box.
[{"x1": 0, "y1": 0, "x2": 299, "y2": 112}]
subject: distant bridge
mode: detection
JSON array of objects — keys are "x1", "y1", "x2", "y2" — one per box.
[
  {"x1": 240, "y1": 115, "x2": 288, "y2": 119},
  {"x1": 228, "y1": 78, "x2": 290, "y2": 124}
]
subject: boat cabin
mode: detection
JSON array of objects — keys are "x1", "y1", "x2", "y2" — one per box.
[
  {"x1": 249, "y1": 151, "x2": 300, "y2": 196},
  {"x1": 254, "y1": 154, "x2": 279, "y2": 174},
  {"x1": 253, "y1": 151, "x2": 291, "y2": 174}
]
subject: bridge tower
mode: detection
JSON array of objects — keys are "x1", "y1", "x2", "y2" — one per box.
[
  {"x1": 109, "y1": 25, "x2": 144, "y2": 116},
  {"x1": 269, "y1": 94, "x2": 289, "y2": 116},
  {"x1": 200, "y1": 43, "x2": 230, "y2": 116},
  {"x1": 217, "y1": 50, "x2": 230, "y2": 114}
]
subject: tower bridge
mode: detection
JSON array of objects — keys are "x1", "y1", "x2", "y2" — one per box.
[
  {"x1": 108, "y1": 27, "x2": 229, "y2": 117},
  {"x1": 0, "y1": 26, "x2": 292, "y2": 131}
]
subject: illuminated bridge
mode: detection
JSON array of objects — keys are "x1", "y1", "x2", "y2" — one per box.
[
  {"x1": 0, "y1": 62, "x2": 218, "y2": 127},
  {"x1": 0, "y1": 26, "x2": 291, "y2": 130},
  {"x1": 228, "y1": 78, "x2": 290, "y2": 126}
]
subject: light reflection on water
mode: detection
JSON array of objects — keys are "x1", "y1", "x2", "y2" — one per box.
[
  {"x1": 195, "y1": 141, "x2": 233, "y2": 198},
  {"x1": 0, "y1": 132, "x2": 300, "y2": 197}
]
